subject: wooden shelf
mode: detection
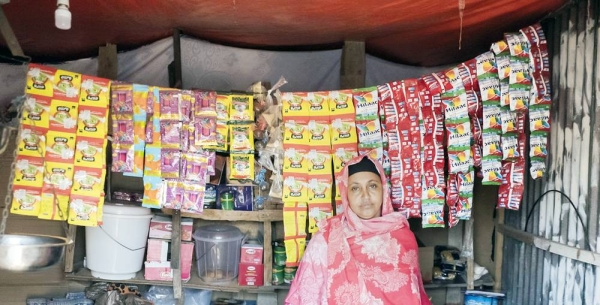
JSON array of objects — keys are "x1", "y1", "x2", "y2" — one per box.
[
  {"x1": 161, "y1": 209, "x2": 283, "y2": 222},
  {"x1": 66, "y1": 268, "x2": 279, "y2": 293}
]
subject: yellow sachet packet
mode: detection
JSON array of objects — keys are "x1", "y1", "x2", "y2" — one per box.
[
  {"x1": 282, "y1": 92, "x2": 310, "y2": 118},
  {"x1": 282, "y1": 173, "x2": 308, "y2": 202},
  {"x1": 77, "y1": 106, "x2": 108, "y2": 139},
  {"x1": 229, "y1": 154, "x2": 255, "y2": 181},
  {"x1": 307, "y1": 175, "x2": 333, "y2": 202},
  {"x1": 26, "y1": 64, "x2": 56, "y2": 97},
  {"x1": 308, "y1": 92, "x2": 330, "y2": 118},
  {"x1": 11, "y1": 186, "x2": 42, "y2": 216},
  {"x1": 68, "y1": 194, "x2": 99, "y2": 227},
  {"x1": 79, "y1": 75, "x2": 111, "y2": 108},
  {"x1": 71, "y1": 166, "x2": 106, "y2": 197},
  {"x1": 328, "y1": 90, "x2": 354, "y2": 118},
  {"x1": 330, "y1": 118, "x2": 358, "y2": 145},
  {"x1": 74, "y1": 137, "x2": 106, "y2": 169},
  {"x1": 283, "y1": 145, "x2": 309, "y2": 174},
  {"x1": 307, "y1": 201, "x2": 333, "y2": 233},
  {"x1": 284, "y1": 238, "x2": 307, "y2": 268},
  {"x1": 22, "y1": 95, "x2": 51, "y2": 129},
  {"x1": 307, "y1": 119, "x2": 331, "y2": 147},
  {"x1": 283, "y1": 120, "x2": 310, "y2": 145},
  {"x1": 216, "y1": 94, "x2": 231, "y2": 121},
  {"x1": 306, "y1": 147, "x2": 333, "y2": 175},
  {"x1": 17, "y1": 126, "x2": 46, "y2": 158},
  {"x1": 53, "y1": 69, "x2": 82, "y2": 102},
  {"x1": 39, "y1": 193, "x2": 69, "y2": 221},
  {"x1": 230, "y1": 94, "x2": 254, "y2": 122},
  {"x1": 283, "y1": 201, "x2": 308, "y2": 238},
  {"x1": 13, "y1": 156, "x2": 45, "y2": 188}
]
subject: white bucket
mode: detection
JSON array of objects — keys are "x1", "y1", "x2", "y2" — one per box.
[{"x1": 85, "y1": 203, "x2": 152, "y2": 280}]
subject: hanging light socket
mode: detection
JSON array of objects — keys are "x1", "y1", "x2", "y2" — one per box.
[{"x1": 55, "y1": 0, "x2": 71, "y2": 30}]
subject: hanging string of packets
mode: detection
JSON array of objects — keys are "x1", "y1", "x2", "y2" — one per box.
[
  {"x1": 110, "y1": 86, "x2": 256, "y2": 214},
  {"x1": 277, "y1": 22, "x2": 551, "y2": 269},
  {"x1": 13, "y1": 64, "x2": 110, "y2": 227}
]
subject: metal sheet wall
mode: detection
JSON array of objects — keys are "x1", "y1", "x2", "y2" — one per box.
[{"x1": 501, "y1": 0, "x2": 600, "y2": 304}]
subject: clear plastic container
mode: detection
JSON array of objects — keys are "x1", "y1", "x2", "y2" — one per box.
[{"x1": 193, "y1": 224, "x2": 245, "y2": 284}]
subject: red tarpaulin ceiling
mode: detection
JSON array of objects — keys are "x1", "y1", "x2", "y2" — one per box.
[{"x1": 0, "y1": 0, "x2": 567, "y2": 66}]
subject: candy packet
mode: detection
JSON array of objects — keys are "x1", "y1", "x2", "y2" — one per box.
[
  {"x1": 161, "y1": 149, "x2": 181, "y2": 179},
  {"x1": 142, "y1": 176, "x2": 163, "y2": 209},
  {"x1": 159, "y1": 89, "x2": 181, "y2": 120},
  {"x1": 163, "y1": 179, "x2": 183, "y2": 210},
  {"x1": 111, "y1": 144, "x2": 134, "y2": 173},
  {"x1": 180, "y1": 90, "x2": 193, "y2": 122},
  {"x1": 143, "y1": 146, "x2": 161, "y2": 177},
  {"x1": 195, "y1": 91, "x2": 217, "y2": 117},
  {"x1": 194, "y1": 116, "x2": 217, "y2": 146},
  {"x1": 182, "y1": 152, "x2": 209, "y2": 182},
  {"x1": 112, "y1": 116, "x2": 134, "y2": 144},
  {"x1": 111, "y1": 84, "x2": 134, "y2": 114},
  {"x1": 182, "y1": 183, "x2": 205, "y2": 214},
  {"x1": 160, "y1": 120, "x2": 182, "y2": 149}
]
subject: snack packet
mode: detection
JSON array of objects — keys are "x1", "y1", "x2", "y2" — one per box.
[
  {"x1": 283, "y1": 201, "x2": 308, "y2": 238},
  {"x1": 68, "y1": 194, "x2": 100, "y2": 226},
  {"x1": 53, "y1": 69, "x2": 82, "y2": 102},
  {"x1": 229, "y1": 154, "x2": 255, "y2": 181},
  {"x1": 26, "y1": 64, "x2": 56, "y2": 97},
  {"x1": 80, "y1": 75, "x2": 111, "y2": 107},
  {"x1": 230, "y1": 125, "x2": 254, "y2": 153},
  {"x1": 307, "y1": 201, "x2": 333, "y2": 233},
  {"x1": 11, "y1": 186, "x2": 42, "y2": 216},
  {"x1": 22, "y1": 95, "x2": 51, "y2": 129},
  {"x1": 230, "y1": 94, "x2": 254, "y2": 122}
]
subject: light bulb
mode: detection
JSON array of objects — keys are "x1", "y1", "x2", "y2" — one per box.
[{"x1": 55, "y1": 0, "x2": 71, "y2": 30}]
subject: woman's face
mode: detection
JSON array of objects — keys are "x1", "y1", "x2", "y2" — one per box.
[{"x1": 347, "y1": 171, "x2": 383, "y2": 220}]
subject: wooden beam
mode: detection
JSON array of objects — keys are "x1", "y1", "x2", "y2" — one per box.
[
  {"x1": 97, "y1": 44, "x2": 118, "y2": 79},
  {"x1": 493, "y1": 209, "x2": 505, "y2": 291},
  {"x1": 498, "y1": 224, "x2": 600, "y2": 267},
  {"x1": 63, "y1": 225, "x2": 78, "y2": 272},
  {"x1": 0, "y1": 6, "x2": 25, "y2": 57},
  {"x1": 263, "y1": 221, "x2": 272, "y2": 286},
  {"x1": 462, "y1": 217, "x2": 475, "y2": 290},
  {"x1": 171, "y1": 28, "x2": 183, "y2": 89},
  {"x1": 340, "y1": 41, "x2": 365, "y2": 89},
  {"x1": 171, "y1": 210, "x2": 184, "y2": 304}
]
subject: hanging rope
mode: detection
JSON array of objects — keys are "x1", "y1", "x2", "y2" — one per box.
[{"x1": 458, "y1": 0, "x2": 465, "y2": 50}]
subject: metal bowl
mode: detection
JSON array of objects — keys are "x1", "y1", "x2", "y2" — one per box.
[{"x1": 0, "y1": 234, "x2": 70, "y2": 272}]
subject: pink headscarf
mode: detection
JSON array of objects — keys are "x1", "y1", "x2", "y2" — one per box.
[{"x1": 285, "y1": 154, "x2": 431, "y2": 305}]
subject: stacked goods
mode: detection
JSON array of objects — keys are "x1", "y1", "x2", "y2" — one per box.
[{"x1": 14, "y1": 65, "x2": 110, "y2": 226}]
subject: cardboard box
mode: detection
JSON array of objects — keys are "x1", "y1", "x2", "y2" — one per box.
[
  {"x1": 144, "y1": 242, "x2": 194, "y2": 282},
  {"x1": 419, "y1": 246, "x2": 434, "y2": 283},
  {"x1": 146, "y1": 239, "x2": 169, "y2": 262},
  {"x1": 240, "y1": 243, "x2": 263, "y2": 264},
  {"x1": 148, "y1": 215, "x2": 194, "y2": 241},
  {"x1": 238, "y1": 263, "x2": 264, "y2": 286}
]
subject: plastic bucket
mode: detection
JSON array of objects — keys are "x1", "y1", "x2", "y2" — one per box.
[{"x1": 85, "y1": 203, "x2": 152, "y2": 280}]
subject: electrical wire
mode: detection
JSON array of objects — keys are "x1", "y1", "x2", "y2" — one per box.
[{"x1": 524, "y1": 189, "x2": 592, "y2": 252}]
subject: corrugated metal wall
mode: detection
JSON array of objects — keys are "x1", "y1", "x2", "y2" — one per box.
[{"x1": 502, "y1": 0, "x2": 600, "y2": 304}]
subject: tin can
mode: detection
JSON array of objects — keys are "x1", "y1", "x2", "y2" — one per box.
[
  {"x1": 274, "y1": 246, "x2": 286, "y2": 266},
  {"x1": 272, "y1": 265, "x2": 285, "y2": 285},
  {"x1": 284, "y1": 267, "x2": 297, "y2": 284}
]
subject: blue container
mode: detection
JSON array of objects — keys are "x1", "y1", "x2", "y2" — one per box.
[{"x1": 464, "y1": 290, "x2": 505, "y2": 305}]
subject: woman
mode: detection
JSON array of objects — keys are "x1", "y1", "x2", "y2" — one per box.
[{"x1": 285, "y1": 155, "x2": 431, "y2": 305}]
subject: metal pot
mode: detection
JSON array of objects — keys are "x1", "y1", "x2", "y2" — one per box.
[{"x1": 0, "y1": 234, "x2": 70, "y2": 272}]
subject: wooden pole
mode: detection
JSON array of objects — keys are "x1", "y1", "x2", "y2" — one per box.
[
  {"x1": 0, "y1": 6, "x2": 25, "y2": 57},
  {"x1": 493, "y1": 209, "x2": 505, "y2": 291},
  {"x1": 340, "y1": 41, "x2": 365, "y2": 89},
  {"x1": 171, "y1": 210, "x2": 184, "y2": 305}
]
